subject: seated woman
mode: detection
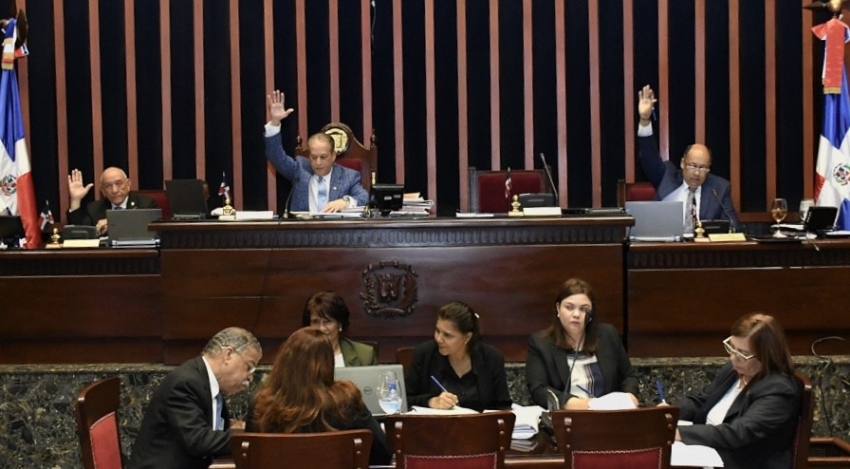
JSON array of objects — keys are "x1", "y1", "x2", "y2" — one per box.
[
  {"x1": 302, "y1": 291, "x2": 377, "y2": 367},
  {"x1": 672, "y1": 312, "x2": 800, "y2": 469},
  {"x1": 525, "y1": 277, "x2": 639, "y2": 409},
  {"x1": 405, "y1": 301, "x2": 512, "y2": 411},
  {"x1": 247, "y1": 327, "x2": 392, "y2": 465}
]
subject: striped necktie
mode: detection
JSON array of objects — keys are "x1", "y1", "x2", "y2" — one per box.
[
  {"x1": 214, "y1": 393, "x2": 224, "y2": 430},
  {"x1": 684, "y1": 187, "x2": 697, "y2": 233},
  {"x1": 317, "y1": 176, "x2": 329, "y2": 209}
]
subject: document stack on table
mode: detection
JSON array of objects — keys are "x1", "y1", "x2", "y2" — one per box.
[
  {"x1": 399, "y1": 193, "x2": 433, "y2": 216},
  {"x1": 509, "y1": 404, "x2": 544, "y2": 440}
]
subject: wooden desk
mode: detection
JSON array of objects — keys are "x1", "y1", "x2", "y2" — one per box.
[
  {"x1": 0, "y1": 248, "x2": 162, "y2": 363},
  {"x1": 627, "y1": 239, "x2": 850, "y2": 357},
  {"x1": 155, "y1": 216, "x2": 630, "y2": 364}
]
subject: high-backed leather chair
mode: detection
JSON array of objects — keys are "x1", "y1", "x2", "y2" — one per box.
[
  {"x1": 75, "y1": 377, "x2": 123, "y2": 469},
  {"x1": 295, "y1": 123, "x2": 377, "y2": 190},
  {"x1": 552, "y1": 406, "x2": 679, "y2": 469},
  {"x1": 616, "y1": 178, "x2": 656, "y2": 207},
  {"x1": 384, "y1": 411, "x2": 515, "y2": 469},
  {"x1": 395, "y1": 347, "x2": 414, "y2": 372},
  {"x1": 792, "y1": 371, "x2": 815, "y2": 469},
  {"x1": 134, "y1": 189, "x2": 171, "y2": 219},
  {"x1": 230, "y1": 430, "x2": 373, "y2": 469},
  {"x1": 468, "y1": 167, "x2": 549, "y2": 213}
]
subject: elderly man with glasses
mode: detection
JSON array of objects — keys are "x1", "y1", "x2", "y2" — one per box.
[
  {"x1": 66, "y1": 167, "x2": 158, "y2": 235},
  {"x1": 636, "y1": 85, "x2": 739, "y2": 232}
]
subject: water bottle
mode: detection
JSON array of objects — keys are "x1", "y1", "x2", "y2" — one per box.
[{"x1": 378, "y1": 371, "x2": 402, "y2": 414}]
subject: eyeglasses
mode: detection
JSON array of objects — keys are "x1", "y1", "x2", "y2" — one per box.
[
  {"x1": 229, "y1": 347, "x2": 257, "y2": 374},
  {"x1": 101, "y1": 179, "x2": 127, "y2": 191},
  {"x1": 685, "y1": 163, "x2": 711, "y2": 174},
  {"x1": 722, "y1": 336, "x2": 755, "y2": 361}
]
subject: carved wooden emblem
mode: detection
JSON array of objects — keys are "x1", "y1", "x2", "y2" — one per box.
[{"x1": 360, "y1": 261, "x2": 418, "y2": 318}]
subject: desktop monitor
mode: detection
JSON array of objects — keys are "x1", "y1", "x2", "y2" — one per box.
[{"x1": 370, "y1": 183, "x2": 404, "y2": 216}]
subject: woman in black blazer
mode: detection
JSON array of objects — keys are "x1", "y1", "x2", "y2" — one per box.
[
  {"x1": 525, "y1": 278, "x2": 639, "y2": 410},
  {"x1": 405, "y1": 301, "x2": 512, "y2": 411}
]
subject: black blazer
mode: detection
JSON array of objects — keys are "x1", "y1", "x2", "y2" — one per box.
[
  {"x1": 676, "y1": 362, "x2": 800, "y2": 469},
  {"x1": 525, "y1": 323, "x2": 639, "y2": 408},
  {"x1": 405, "y1": 340, "x2": 512, "y2": 411},
  {"x1": 128, "y1": 356, "x2": 231, "y2": 469},
  {"x1": 66, "y1": 192, "x2": 157, "y2": 226}
]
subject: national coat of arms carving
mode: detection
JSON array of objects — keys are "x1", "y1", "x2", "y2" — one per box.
[{"x1": 360, "y1": 261, "x2": 418, "y2": 318}]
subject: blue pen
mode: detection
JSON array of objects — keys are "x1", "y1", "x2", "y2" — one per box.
[
  {"x1": 656, "y1": 380, "x2": 667, "y2": 404},
  {"x1": 430, "y1": 375, "x2": 457, "y2": 409},
  {"x1": 576, "y1": 384, "x2": 595, "y2": 398}
]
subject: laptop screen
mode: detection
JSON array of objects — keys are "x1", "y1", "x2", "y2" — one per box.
[
  {"x1": 107, "y1": 208, "x2": 162, "y2": 246},
  {"x1": 625, "y1": 201, "x2": 685, "y2": 241},
  {"x1": 334, "y1": 364, "x2": 408, "y2": 417},
  {"x1": 165, "y1": 179, "x2": 209, "y2": 219}
]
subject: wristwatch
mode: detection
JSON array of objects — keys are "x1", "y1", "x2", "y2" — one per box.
[{"x1": 342, "y1": 195, "x2": 353, "y2": 207}]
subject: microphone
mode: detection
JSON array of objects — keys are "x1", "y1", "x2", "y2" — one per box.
[
  {"x1": 538, "y1": 153, "x2": 560, "y2": 205},
  {"x1": 283, "y1": 176, "x2": 300, "y2": 219},
  {"x1": 711, "y1": 188, "x2": 737, "y2": 232}
]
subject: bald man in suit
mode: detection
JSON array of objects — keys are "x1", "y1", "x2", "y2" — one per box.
[{"x1": 66, "y1": 167, "x2": 156, "y2": 235}]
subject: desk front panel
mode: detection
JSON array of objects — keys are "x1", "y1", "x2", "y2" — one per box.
[{"x1": 628, "y1": 240, "x2": 850, "y2": 357}]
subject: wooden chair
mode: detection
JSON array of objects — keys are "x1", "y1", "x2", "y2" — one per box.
[
  {"x1": 395, "y1": 346, "x2": 414, "y2": 372},
  {"x1": 384, "y1": 411, "x2": 516, "y2": 469},
  {"x1": 792, "y1": 371, "x2": 815, "y2": 469},
  {"x1": 616, "y1": 178, "x2": 656, "y2": 207},
  {"x1": 75, "y1": 377, "x2": 123, "y2": 469},
  {"x1": 295, "y1": 123, "x2": 377, "y2": 190},
  {"x1": 552, "y1": 406, "x2": 679, "y2": 469},
  {"x1": 468, "y1": 167, "x2": 550, "y2": 213},
  {"x1": 135, "y1": 189, "x2": 172, "y2": 219},
  {"x1": 230, "y1": 430, "x2": 373, "y2": 469}
]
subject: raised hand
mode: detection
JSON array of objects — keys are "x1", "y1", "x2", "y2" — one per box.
[
  {"x1": 267, "y1": 90, "x2": 295, "y2": 126},
  {"x1": 638, "y1": 84, "x2": 657, "y2": 123},
  {"x1": 67, "y1": 169, "x2": 94, "y2": 211}
]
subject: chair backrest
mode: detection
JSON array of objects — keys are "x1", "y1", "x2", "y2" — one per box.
[
  {"x1": 552, "y1": 406, "x2": 679, "y2": 469},
  {"x1": 468, "y1": 167, "x2": 549, "y2": 213},
  {"x1": 396, "y1": 346, "x2": 414, "y2": 371},
  {"x1": 616, "y1": 179, "x2": 656, "y2": 207},
  {"x1": 134, "y1": 189, "x2": 172, "y2": 219},
  {"x1": 384, "y1": 411, "x2": 516, "y2": 469},
  {"x1": 295, "y1": 123, "x2": 377, "y2": 191},
  {"x1": 75, "y1": 377, "x2": 123, "y2": 469},
  {"x1": 230, "y1": 430, "x2": 373, "y2": 469},
  {"x1": 792, "y1": 371, "x2": 815, "y2": 469}
]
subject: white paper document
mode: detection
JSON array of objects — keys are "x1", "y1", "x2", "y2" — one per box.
[
  {"x1": 509, "y1": 404, "x2": 544, "y2": 439},
  {"x1": 408, "y1": 405, "x2": 478, "y2": 415},
  {"x1": 671, "y1": 441, "x2": 724, "y2": 467},
  {"x1": 586, "y1": 392, "x2": 638, "y2": 411}
]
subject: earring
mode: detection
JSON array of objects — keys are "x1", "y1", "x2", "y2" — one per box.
[{"x1": 339, "y1": 326, "x2": 343, "y2": 332}]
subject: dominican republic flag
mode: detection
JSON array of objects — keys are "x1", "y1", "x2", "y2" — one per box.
[
  {"x1": 39, "y1": 200, "x2": 54, "y2": 231},
  {"x1": 0, "y1": 18, "x2": 40, "y2": 248},
  {"x1": 218, "y1": 172, "x2": 231, "y2": 202},
  {"x1": 505, "y1": 167, "x2": 512, "y2": 199},
  {"x1": 814, "y1": 68, "x2": 850, "y2": 231}
]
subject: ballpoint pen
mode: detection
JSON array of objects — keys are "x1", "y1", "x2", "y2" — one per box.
[
  {"x1": 430, "y1": 375, "x2": 457, "y2": 408},
  {"x1": 576, "y1": 384, "x2": 595, "y2": 398},
  {"x1": 656, "y1": 379, "x2": 667, "y2": 404}
]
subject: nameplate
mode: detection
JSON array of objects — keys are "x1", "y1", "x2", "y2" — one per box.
[
  {"x1": 62, "y1": 239, "x2": 101, "y2": 248},
  {"x1": 708, "y1": 233, "x2": 747, "y2": 242},
  {"x1": 522, "y1": 207, "x2": 562, "y2": 217}
]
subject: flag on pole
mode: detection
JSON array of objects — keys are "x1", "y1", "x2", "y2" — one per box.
[
  {"x1": 814, "y1": 20, "x2": 850, "y2": 230},
  {"x1": 505, "y1": 167, "x2": 512, "y2": 199},
  {"x1": 39, "y1": 200, "x2": 53, "y2": 231},
  {"x1": 0, "y1": 18, "x2": 40, "y2": 248},
  {"x1": 218, "y1": 172, "x2": 231, "y2": 202}
]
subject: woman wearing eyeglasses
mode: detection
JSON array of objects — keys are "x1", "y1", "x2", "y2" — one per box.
[
  {"x1": 670, "y1": 312, "x2": 800, "y2": 469},
  {"x1": 247, "y1": 327, "x2": 392, "y2": 465},
  {"x1": 525, "y1": 278, "x2": 639, "y2": 410}
]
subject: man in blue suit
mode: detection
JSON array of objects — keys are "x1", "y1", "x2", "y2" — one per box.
[
  {"x1": 637, "y1": 85, "x2": 739, "y2": 230},
  {"x1": 264, "y1": 90, "x2": 369, "y2": 213}
]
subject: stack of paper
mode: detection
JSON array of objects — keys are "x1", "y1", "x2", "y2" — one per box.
[
  {"x1": 671, "y1": 441, "x2": 724, "y2": 467},
  {"x1": 408, "y1": 405, "x2": 477, "y2": 415},
  {"x1": 586, "y1": 392, "x2": 638, "y2": 411},
  {"x1": 510, "y1": 404, "x2": 544, "y2": 439},
  {"x1": 400, "y1": 197, "x2": 434, "y2": 216}
]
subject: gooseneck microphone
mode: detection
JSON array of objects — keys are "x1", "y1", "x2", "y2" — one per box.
[
  {"x1": 283, "y1": 175, "x2": 300, "y2": 219},
  {"x1": 538, "y1": 153, "x2": 560, "y2": 204},
  {"x1": 711, "y1": 188, "x2": 737, "y2": 232}
]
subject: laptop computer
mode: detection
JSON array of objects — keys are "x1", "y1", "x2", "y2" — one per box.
[
  {"x1": 625, "y1": 201, "x2": 685, "y2": 242},
  {"x1": 804, "y1": 206, "x2": 838, "y2": 234},
  {"x1": 165, "y1": 179, "x2": 209, "y2": 220},
  {"x1": 334, "y1": 364, "x2": 408, "y2": 417},
  {"x1": 107, "y1": 208, "x2": 162, "y2": 247}
]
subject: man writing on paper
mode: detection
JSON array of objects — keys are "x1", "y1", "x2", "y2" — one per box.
[
  {"x1": 66, "y1": 167, "x2": 157, "y2": 235},
  {"x1": 263, "y1": 90, "x2": 369, "y2": 213},
  {"x1": 637, "y1": 85, "x2": 739, "y2": 232}
]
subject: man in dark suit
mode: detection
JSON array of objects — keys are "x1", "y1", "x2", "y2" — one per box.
[
  {"x1": 263, "y1": 90, "x2": 369, "y2": 213},
  {"x1": 66, "y1": 167, "x2": 157, "y2": 235},
  {"x1": 637, "y1": 85, "x2": 740, "y2": 230},
  {"x1": 128, "y1": 327, "x2": 262, "y2": 469}
]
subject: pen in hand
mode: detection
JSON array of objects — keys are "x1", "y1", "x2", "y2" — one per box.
[
  {"x1": 655, "y1": 379, "x2": 667, "y2": 404},
  {"x1": 430, "y1": 375, "x2": 457, "y2": 409},
  {"x1": 576, "y1": 384, "x2": 595, "y2": 398}
]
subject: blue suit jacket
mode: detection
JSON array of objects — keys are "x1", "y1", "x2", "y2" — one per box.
[
  {"x1": 638, "y1": 136, "x2": 739, "y2": 228},
  {"x1": 264, "y1": 133, "x2": 369, "y2": 211}
]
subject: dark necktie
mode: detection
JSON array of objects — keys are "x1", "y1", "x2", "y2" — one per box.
[
  {"x1": 112, "y1": 206, "x2": 123, "y2": 210},
  {"x1": 214, "y1": 393, "x2": 224, "y2": 430},
  {"x1": 685, "y1": 187, "x2": 697, "y2": 233}
]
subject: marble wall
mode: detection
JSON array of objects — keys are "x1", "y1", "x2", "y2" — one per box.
[{"x1": 1, "y1": 357, "x2": 848, "y2": 468}]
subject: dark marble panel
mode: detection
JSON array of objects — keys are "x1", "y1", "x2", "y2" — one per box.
[{"x1": 1, "y1": 357, "x2": 848, "y2": 468}]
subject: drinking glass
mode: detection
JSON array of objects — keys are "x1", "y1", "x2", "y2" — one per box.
[
  {"x1": 799, "y1": 199, "x2": 814, "y2": 223},
  {"x1": 771, "y1": 198, "x2": 788, "y2": 237},
  {"x1": 377, "y1": 370, "x2": 402, "y2": 414}
]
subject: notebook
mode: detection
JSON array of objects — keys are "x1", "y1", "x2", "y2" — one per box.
[
  {"x1": 165, "y1": 179, "x2": 209, "y2": 220},
  {"x1": 625, "y1": 201, "x2": 684, "y2": 242},
  {"x1": 107, "y1": 208, "x2": 162, "y2": 247},
  {"x1": 334, "y1": 364, "x2": 408, "y2": 417}
]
